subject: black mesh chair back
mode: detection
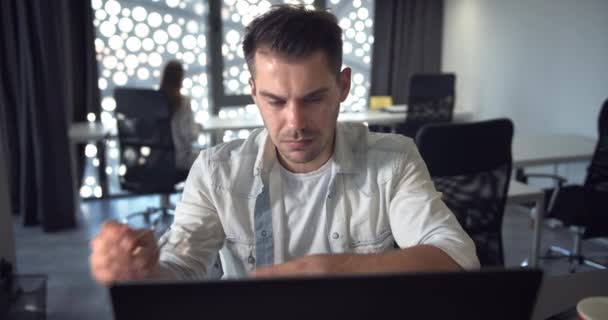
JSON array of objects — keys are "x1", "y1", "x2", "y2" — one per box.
[
  {"x1": 415, "y1": 118, "x2": 514, "y2": 267},
  {"x1": 582, "y1": 99, "x2": 608, "y2": 238},
  {"x1": 114, "y1": 88, "x2": 178, "y2": 194},
  {"x1": 397, "y1": 73, "x2": 456, "y2": 138}
]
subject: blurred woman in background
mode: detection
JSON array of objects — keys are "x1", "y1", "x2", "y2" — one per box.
[{"x1": 160, "y1": 60, "x2": 202, "y2": 171}]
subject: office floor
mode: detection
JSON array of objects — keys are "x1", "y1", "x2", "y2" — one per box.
[{"x1": 13, "y1": 195, "x2": 608, "y2": 320}]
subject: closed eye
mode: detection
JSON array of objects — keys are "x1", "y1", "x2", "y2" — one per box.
[
  {"x1": 267, "y1": 99, "x2": 285, "y2": 107},
  {"x1": 302, "y1": 96, "x2": 323, "y2": 104}
]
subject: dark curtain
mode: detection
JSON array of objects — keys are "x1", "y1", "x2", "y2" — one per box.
[
  {"x1": 370, "y1": 0, "x2": 444, "y2": 104},
  {"x1": 0, "y1": 1, "x2": 100, "y2": 232}
]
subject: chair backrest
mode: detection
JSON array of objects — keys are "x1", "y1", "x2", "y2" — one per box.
[
  {"x1": 584, "y1": 99, "x2": 608, "y2": 238},
  {"x1": 114, "y1": 88, "x2": 177, "y2": 194},
  {"x1": 415, "y1": 118, "x2": 514, "y2": 267},
  {"x1": 397, "y1": 73, "x2": 456, "y2": 138}
]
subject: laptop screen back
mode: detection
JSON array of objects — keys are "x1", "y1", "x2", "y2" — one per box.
[{"x1": 111, "y1": 268, "x2": 542, "y2": 320}]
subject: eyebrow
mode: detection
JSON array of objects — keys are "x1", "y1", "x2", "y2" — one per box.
[{"x1": 259, "y1": 88, "x2": 330, "y2": 101}]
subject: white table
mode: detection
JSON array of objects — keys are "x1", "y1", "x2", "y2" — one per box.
[
  {"x1": 68, "y1": 122, "x2": 112, "y2": 196},
  {"x1": 513, "y1": 134, "x2": 596, "y2": 168},
  {"x1": 201, "y1": 109, "x2": 473, "y2": 136},
  {"x1": 507, "y1": 180, "x2": 546, "y2": 268},
  {"x1": 68, "y1": 122, "x2": 110, "y2": 143},
  {"x1": 201, "y1": 110, "x2": 409, "y2": 132},
  {"x1": 68, "y1": 110, "x2": 475, "y2": 143},
  {"x1": 532, "y1": 269, "x2": 608, "y2": 320},
  {"x1": 510, "y1": 134, "x2": 596, "y2": 268}
]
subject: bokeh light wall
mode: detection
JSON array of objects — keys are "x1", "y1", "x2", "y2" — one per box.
[
  {"x1": 88, "y1": 0, "x2": 210, "y2": 198},
  {"x1": 218, "y1": 0, "x2": 375, "y2": 142},
  {"x1": 86, "y1": 0, "x2": 374, "y2": 198},
  {"x1": 220, "y1": 0, "x2": 374, "y2": 110}
]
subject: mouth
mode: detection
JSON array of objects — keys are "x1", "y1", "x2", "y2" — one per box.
[{"x1": 282, "y1": 139, "x2": 314, "y2": 150}]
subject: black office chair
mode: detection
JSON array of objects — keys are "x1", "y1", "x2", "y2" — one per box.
[
  {"x1": 519, "y1": 99, "x2": 608, "y2": 272},
  {"x1": 415, "y1": 118, "x2": 514, "y2": 267},
  {"x1": 395, "y1": 73, "x2": 456, "y2": 138},
  {"x1": 114, "y1": 88, "x2": 187, "y2": 234}
]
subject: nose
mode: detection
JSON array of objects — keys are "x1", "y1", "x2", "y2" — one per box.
[{"x1": 286, "y1": 101, "x2": 306, "y2": 131}]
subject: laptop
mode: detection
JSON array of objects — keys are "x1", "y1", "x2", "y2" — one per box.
[{"x1": 110, "y1": 268, "x2": 542, "y2": 320}]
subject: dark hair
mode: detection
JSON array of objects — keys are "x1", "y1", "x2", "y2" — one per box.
[
  {"x1": 243, "y1": 4, "x2": 343, "y2": 78},
  {"x1": 160, "y1": 60, "x2": 184, "y2": 117}
]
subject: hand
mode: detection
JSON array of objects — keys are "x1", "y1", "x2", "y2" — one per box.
[
  {"x1": 250, "y1": 254, "x2": 353, "y2": 278},
  {"x1": 89, "y1": 220, "x2": 160, "y2": 286}
]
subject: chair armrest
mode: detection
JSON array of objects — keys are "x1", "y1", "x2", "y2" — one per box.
[
  {"x1": 518, "y1": 173, "x2": 568, "y2": 213},
  {"x1": 520, "y1": 173, "x2": 568, "y2": 186}
]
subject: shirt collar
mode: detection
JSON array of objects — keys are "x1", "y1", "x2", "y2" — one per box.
[
  {"x1": 253, "y1": 129, "x2": 276, "y2": 177},
  {"x1": 332, "y1": 123, "x2": 357, "y2": 174}
]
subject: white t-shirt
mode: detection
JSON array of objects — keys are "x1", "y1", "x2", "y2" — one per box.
[{"x1": 276, "y1": 158, "x2": 333, "y2": 261}]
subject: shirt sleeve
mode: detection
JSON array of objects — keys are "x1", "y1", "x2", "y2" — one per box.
[
  {"x1": 158, "y1": 151, "x2": 226, "y2": 280},
  {"x1": 388, "y1": 140, "x2": 480, "y2": 270}
]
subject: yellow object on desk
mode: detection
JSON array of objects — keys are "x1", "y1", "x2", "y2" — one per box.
[{"x1": 369, "y1": 96, "x2": 393, "y2": 110}]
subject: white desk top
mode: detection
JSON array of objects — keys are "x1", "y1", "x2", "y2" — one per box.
[
  {"x1": 200, "y1": 110, "x2": 473, "y2": 132},
  {"x1": 506, "y1": 180, "x2": 544, "y2": 204},
  {"x1": 200, "y1": 110, "x2": 405, "y2": 132},
  {"x1": 68, "y1": 110, "x2": 474, "y2": 141},
  {"x1": 532, "y1": 269, "x2": 608, "y2": 320},
  {"x1": 68, "y1": 122, "x2": 110, "y2": 143},
  {"x1": 513, "y1": 134, "x2": 596, "y2": 168}
]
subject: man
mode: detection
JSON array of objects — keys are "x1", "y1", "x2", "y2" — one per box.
[{"x1": 90, "y1": 5, "x2": 479, "y2": 285}]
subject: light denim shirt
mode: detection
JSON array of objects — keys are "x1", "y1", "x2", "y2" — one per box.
[{"x1": 158, "y1": 123, "x2": 479, "y2": 280}]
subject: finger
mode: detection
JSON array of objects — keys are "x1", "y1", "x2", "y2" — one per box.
[
  {"x1": 118, "y1": 228, "x2": 148, "y2": 252},
  {"x1": 99, "y1": 220, "x2": 126, "y2": 238},
  {"x1": 131, "y1": 247, "x2": 159, "y2": 270},
  {"x1": 250, "y1": 265, "x2": 286, "y2": 278},
  {"x1": 90, "y1": 253, "x2": 120, "y2": 285},
  {"x1": 89, "y1": 251, "x2": 110, "y2": 271},
  {"x1": 90, "y1": 236, "x2": 102, "y2": 252},
  {"x1": 134, "y1": 229, "x2": 157, "y2": 248},
  {"x1": 96, "y1": 225, "x2": 131, "y2": 252},
  {"x1": 92, "y1": 268, "x2": 116, "y2": 286},
  {"x1": 121, "y1": 228, "x2": 158, "y2": 253}
]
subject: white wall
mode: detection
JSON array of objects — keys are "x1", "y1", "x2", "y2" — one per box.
[
  {"x1": 442, "y1": 0, "x2": 608, "y2": 183},
  {"x1": 443, "y1": 0, "x2": 608, "y2": 138},
  {"x1": 0, "y1": 137, "x2": 16, "y2": 267}
]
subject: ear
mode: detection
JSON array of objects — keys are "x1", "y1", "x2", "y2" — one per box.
[
  {"x1": 249, "y1": 78, "x2": 257, "y2": 102},
  {"x1": 338, "y1": 67, "x2": 352, "y2": 102}
]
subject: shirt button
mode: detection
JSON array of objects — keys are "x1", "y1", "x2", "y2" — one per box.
[
  {"x1": 331, "y1": 232, "x2": 340, "y2": 239},
  {"x1": 261, "y1": 230, "x2": 267, "y2": 237},
  {"x1": 248, "y1": 256, "x2": 255, "y2": 264}
]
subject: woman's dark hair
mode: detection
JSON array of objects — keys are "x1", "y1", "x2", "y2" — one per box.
[
  {"x1": 243, "y1": 4, "x2": 343, "y2": 78},
  {"x1": 159, "y1": 60, "x2": 184, "y2": 117}
]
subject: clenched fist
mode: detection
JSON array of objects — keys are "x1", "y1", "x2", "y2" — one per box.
[{"x1": 89, "y1": 220, "x2": 160, "y2": 285}]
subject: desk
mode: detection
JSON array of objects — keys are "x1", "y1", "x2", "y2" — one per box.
[
  {"x1": 201, "y1": 110, "x2": 407, "y2": 132},
  {"x1": 507, "y1": 180, "x2": 546, "y2": 268},
  {"x1": 513, "y1": 134, "x2": 596, "y2": 168},
  {"x1": 532, "y1": 269, "x2": 608, "y2": 320},
  {"x1": 69, "y1": 111, "x2": 474, "y2": 143},
  {"x1": 68, "y1": 122, "x2": 110, "y2": 143},
  {"x1": 510, "y1": 134, "x2": 596, "y2": 268},
  {"x1": 68, "y1": 122, "x2": 111, "y2": 196},
  {"x1": 201, "y1": 109, "x2": 473, "y2": 142}
]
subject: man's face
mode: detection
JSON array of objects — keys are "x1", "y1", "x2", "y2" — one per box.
[{"x1": 249, "y1": 49, "x2": 351, "y2": 173}]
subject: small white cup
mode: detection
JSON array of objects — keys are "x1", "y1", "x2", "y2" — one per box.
[{"x1": 577, "y1": 296, "x2": 608, "y2": 320}]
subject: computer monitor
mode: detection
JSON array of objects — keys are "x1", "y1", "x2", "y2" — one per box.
[{"x1": 110, "y1": 268, "x2": 542, "y2": 320}]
